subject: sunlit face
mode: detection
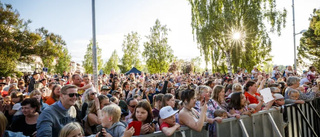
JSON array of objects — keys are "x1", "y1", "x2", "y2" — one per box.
[
  {"x1": 218, "y1": 89, "x2": 225, "y2": 99},
  {"x1": 201, "y1": 90, "x2": 210, "y2": 101},
  {"x1": 135, "y1": 107, "x2": 148, "y2": 122},
  {"x1": 163, "y1": 115, "x2": 176, "y2": 126},
  {"x1": 166, "y1": 97, "x2": 175, "y2": 108},
  {"x1": 101, "y1": 112, "x2": 112, "y2": 127},
  {"x1": 249, "y1": 84, "x2": 258, "y2": 93},
  {"x1": 22, "y1": 104, "x2": 36, "y2": 116},
  {"x1": 187, "y1": 95, "x2": 196, "y2": 107},
  {"x1": 221, "y1": 113, "x2": 228, "y2": 119},
  {"x1": 89, "y1": 91, "x2": 97, "y2": 100},
  {"x1": 32, "y1": 93, "x2": 42, "y2": 102},
  {"x1": 73, "y1": 75, "x2": 82, "y2": 85},
  {"x1": 61, "y1": 88, "x2": 78, "y2": 108},
  {"x1": 128, "y1": 99, "x2": 138, "y2": 113},
  {"x1": 275, "y1": 98, "x2": 285, "y2": 106},
  {"x1": 240, "y1": 94, "x2": 246, "y2": 106},
  {"x1": 100, "y1": 90, "x2": 108, "y2": 96},
  {"x1": 99, "y1": 99, "x2": 109, "y2": 109},
  {"x1": 67, "y1": 129, "x2": 82, "y2": 137},
  {"x1": 289, "y1": 92, "x2": 299, "y2": 100},
  {"x1": 54, "y1": 86, "x2": 61, "y2": 96},
  {"x1": 83, "y1": 77, "x2": 90, "y2": 84}
]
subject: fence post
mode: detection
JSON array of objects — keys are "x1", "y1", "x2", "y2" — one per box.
[
  {"x1": 239, "y1": 119, "x2": 250, "y2": 137},
  {"x1": 267, "y1": 113, "x2": 283, "y2": 137}
]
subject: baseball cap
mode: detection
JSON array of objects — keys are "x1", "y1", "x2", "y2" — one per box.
[
  {"x1": 101, "y1": 85, "x2": 111, "y2": 90},
  {"x1": 274, "y1": 94, "x2": 284, "y2": 100},
  {"x1": 159, "y1": 106, "x2": 178, "y2": 119},
  {"x1": 111, "y1": 90, "x2": 120, "y2": 95}
]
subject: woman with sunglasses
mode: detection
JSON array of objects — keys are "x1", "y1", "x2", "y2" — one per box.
[{"x1": 81, "y1": 88, "x2": 97, "y2": 119}]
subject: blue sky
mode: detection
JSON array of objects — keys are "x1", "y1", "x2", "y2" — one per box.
[{"x1": 2, "y1": 0, "x2": 320, "y2": 69}]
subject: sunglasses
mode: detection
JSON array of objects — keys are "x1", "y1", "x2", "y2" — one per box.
[{"x1": 66, "y1": 93, "x2": 80, "y2": 98}]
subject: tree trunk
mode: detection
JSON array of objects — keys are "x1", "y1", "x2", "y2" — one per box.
[{"x1": 225, "y1": 51, "x2": 232, "y2": 76}]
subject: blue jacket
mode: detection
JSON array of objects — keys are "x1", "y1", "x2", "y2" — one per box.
[{"x1": 36, "y1": 101, "x2": 75, "y2": 137}]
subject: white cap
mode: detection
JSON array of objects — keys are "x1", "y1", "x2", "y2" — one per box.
[
  {"x1": 159, "y1": 106, "x2": 178, "y2": 119},
  {"x1": 274, "y1": 93, "x2": 284, "y2": 100}
]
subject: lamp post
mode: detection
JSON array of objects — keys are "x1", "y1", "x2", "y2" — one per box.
[
  {"x1": 92, "y1": 0, "x2": 98, "y2": 91},
  {"x1": 292, "y1": 0, "x2": 308, "y2": 72}
]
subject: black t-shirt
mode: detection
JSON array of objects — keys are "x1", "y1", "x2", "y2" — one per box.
[{"x1": 11, "y1": 115, "x2": 37, "y2": 136}]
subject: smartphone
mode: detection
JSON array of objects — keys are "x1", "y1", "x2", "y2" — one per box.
[{"x1": 96, "y1": 125, "x2": 103, "y2": 137}]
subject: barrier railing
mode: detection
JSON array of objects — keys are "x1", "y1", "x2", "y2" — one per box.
[
  {"x1": 216, "y1": 109, "x2": 284, "y2": 137},
  {"x1": 134, "y1": 109, "x2": 283, "y2": 137},
  {"x1": 134, "y1": 98, "x2": 320, "y2": 137},
  {"x1": 283, "y1": 98, "x2": 320, "y2": 137}
]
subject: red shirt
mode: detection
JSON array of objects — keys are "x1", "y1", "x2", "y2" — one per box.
[
  {"x1": 160, "y1": 122, "x2": 171, "y2": 130},
  {"x1": 1, "y1": 90, "x2": 8, "y2": 97},
  {"x1": 244, "y1": 92, "x2": 260, "y2": 104}
]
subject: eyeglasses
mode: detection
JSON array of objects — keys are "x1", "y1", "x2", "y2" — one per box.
[
  {"x1": 66, "y1": 93, "x2": 80, "y2": 98},
  {"x1": 90, "y1": 92, "x2": 97, "y2": 95}
]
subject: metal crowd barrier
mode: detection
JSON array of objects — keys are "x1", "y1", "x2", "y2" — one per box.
[
  {"x1": 134, "y1": 125, "x2": 208, "y2": 137},
  {"x1": 134, "y1": 98, "x2": 320, "y2": 137},
  {"x1": 216, "y1": 109, "x2": 284, "y2": 137},
  {"x1": 134, "y1": 109, "x2": 283, "y2": 137},
  {"x1": 283, "y1": 98, "x2": 320, "y2": 137}
]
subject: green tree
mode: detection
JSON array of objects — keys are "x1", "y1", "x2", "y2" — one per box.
[
  {"x1": 298, "y1": 9, "x2": 320, "y2": 71},
  {"x1": 121, "y1": 31, "x2": 142, "y2": 73},
  {"x1": 188, "y1": 0, "x2": 286, "y2": 75},
  {"x1": 55, "y1": 47, "x2": 71, "y2": 74},
  {"x1": 191, "y1": 56, "x2": 202, "y2": 73},
  {"x1": 35, "y1": 27, "x2": 66, "y2": 73},
  {"x1": 0, "y1": 3, "x2": 41, "y2": 76},
  {"x1": 104, "y1": 50, "x2": 120, "y2": 73},
  {"x1": 143, "y1": 19, "x2": 174, "y2": 74},
  {"x1": 83, "y1": 40, "x2": 103, "y2": 74}
]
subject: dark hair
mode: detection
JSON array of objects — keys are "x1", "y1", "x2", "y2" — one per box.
[
  {"x1": 153, "y1": 93, "x2": 164, "y2": 107},
  {"x1": 181, "y1": 89, "x2": 195, "y2": 103},
  {"x1": 162, "y1": 93, "x2": 174, "y2": 107},
  {"x1": 122, "y1": 82, "x2": 129, "y2": 89},
  {"x1": 131, "y1": 100, "x2": 153, "y2": 124},
  {"x1": 225, "y1": 84, "x2": 233, "y2": 93},
  {"x1": 228, "y1": 92, "x2": 244, "y2": 110},
  {"x1": 21, "y1": 98, "x2": 40, "y2": 113},
  {"x1": 11, "y1": 92, "x2": 24, "y2": 103},
  {"x1": 51, "y1": 84, "x2": 60, "y2": 101},
  {"x1": 126, "y1": 97, "x2": 134, "y2": 106},
  {"x1": 205, "y1": 80, "x2": 214, "y2": 86},
  {"x1": 244, "y1": 81, "x2": 255, "y2": 92}
]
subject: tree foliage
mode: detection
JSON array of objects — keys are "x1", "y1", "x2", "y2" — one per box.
[
  {"x1": 188, "y1": 0, "x2": 287, "y2": 74},
  {"x1": 104, "y1": 50, "x2": 120, "y2": 73},
  {"x1": 298, "y1": 9, "x2": 320, "y2": 71},
  {"x1": 121, "y1": 31, "x2": 142, "y2": 73},
  {"x1": 55, "y1": 47, "x2": 71, "y2": 74},
  {"x1": 83, "y1": 40, "x2": 103, "y2": 74},
  {"x1": 143, "y1": 19, "x2": 174, "y2": 74},
  {"x1": 0, "y1": 3, "x2": 41, "y2": 76},
  {"x1": 35, "y1": 27, "x2": 65, "y2": 73}
]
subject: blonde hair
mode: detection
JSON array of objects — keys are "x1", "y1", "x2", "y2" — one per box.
[
  {"x1": 195, "y1": 85, "x2": 210, "y2": 100},
  {"x1": 288, "y1": 89, "x2": 300, "y2": 96},
  {"x1": 0, "y1": 112, "x2": 8, "y2": 135},
  {"x1": 30, "y1": 90, "x2": 41, "y2": 98},
  {"x1": 59, "y1": 122, "x2": 83, "y2": 137},
  {"x1": 232, "y1": 83, "x2": 243, "y2": 93},
  {"x1": 101, "y1": 104, "x2": 121, "y2": 123}
]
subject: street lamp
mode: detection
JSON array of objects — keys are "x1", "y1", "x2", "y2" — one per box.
[{"x1": 292, "y1": 0, "x2": 307, "y2": 72}]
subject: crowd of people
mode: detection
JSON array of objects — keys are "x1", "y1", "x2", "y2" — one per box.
[{"x1": 0, "y1": 65, "x2": 319, "y2": 137}]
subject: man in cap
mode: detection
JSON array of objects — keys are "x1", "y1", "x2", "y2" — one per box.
[{"x1": 101, "y1": 85, "x2": 112, "y2": 98}]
